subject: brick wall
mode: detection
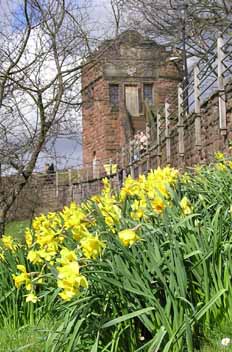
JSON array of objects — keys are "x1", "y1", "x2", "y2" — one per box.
[
  {"x1": 9, "y1": 80, "x2": 232, "y2": 221},
  {"x1": 82, "y1": 30, "x2": 181, "y2": 168}
]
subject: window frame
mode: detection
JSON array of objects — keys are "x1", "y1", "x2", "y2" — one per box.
[
  {"x1": 143, "y1": 82, "x2": 154, "y2": 106},
  {"x1": 109, "y1": 83, "x2": 120, "y2": 112}
]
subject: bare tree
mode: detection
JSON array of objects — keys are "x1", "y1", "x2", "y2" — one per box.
[
  {"x1": 0, "y1": 0, "x2": 93, "y2": 234},
  {"x1": 126, "y1": 0, "x2": 232, "y2": 58},
  {"x1": 110, "y1": 0, "x2": 126, "y2": 37}
]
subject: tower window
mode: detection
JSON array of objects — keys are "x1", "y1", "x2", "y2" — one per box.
[
  {"x1": 109, "y1": 84, "x2": 119, "y2": 109},
  {"x1": 125, "y1": 85, "x2": 139, "y2": 116},
  {"x1": 143, "y1": 83, "x2": 153, "y2": 105}
]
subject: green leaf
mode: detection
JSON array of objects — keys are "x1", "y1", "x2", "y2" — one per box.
[{"x1": 102, "y1": 307, "x2": 155, "y2": 329}]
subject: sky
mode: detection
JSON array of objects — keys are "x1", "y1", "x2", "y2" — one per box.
[
  {"x1": 52, "y1": 0, "x2": 114, "y2": 170},
  {"x1": 0, "y1": 0, "x2": 113, "y2": 171}
]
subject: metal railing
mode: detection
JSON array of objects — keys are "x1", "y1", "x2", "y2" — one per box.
[{"x1": 140, "y1": 24, "x2": 232, "y2": 161}]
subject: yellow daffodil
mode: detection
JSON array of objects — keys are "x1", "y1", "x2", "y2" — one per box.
[
  {"x1": 131, "y1": 198, "x2": 146, "y2": 220},
  {"x1": 57, "y1": 248, "x2": 77, "y2": 265},
  {"x1": 118, "y1": 229, "x2": 140, "y2": 247},
  {"x1": 180, "y1": 196, "x2": 192, "y2": 215},
  {"x1": 151, "y1": 197, "x2": 165, "y2": 214},
  {"x1": 214, "y1": 151, "x2": 224, "y2": 160},
  {"x1": 59, "y1": 289, "x2": 76, "y2": 301},
  {"x1": 2, "y1": 235, "x2": 17, "y2": 251},
  {"x1": 80, "y1": 235, "x2": 105, "y2": 259},
  {"x1": 27, "y1": 250, "x2": 42, "y2": 264},
  {"x1": 57, "y1": 261, "x2": 88, "y2": 301},
  {"x1": 226, "y1": 161, "x2": 232, "y2": 169},
  {"x1": 119, "y1": 176, "x2": 141, "y2": 201},
  {"x1": 181, "y1": 172, "x2": 191, "y2": 184},
  {"x1": 24, "y1": 228, "x2": 33, "y2": 247},
  {"x1": 25, "y1": 292, "x2": 39, "y2": 303},
  {"x1": 13, "y1": 265, "x2": 31, "y2": 290},
  {"x1": 216, "y1": 162, "x2": 226, "y2": 172}
]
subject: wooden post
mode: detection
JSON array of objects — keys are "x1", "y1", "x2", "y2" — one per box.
[
  {"x1": 165, "y1": 100, "x2": 171, "y2": 163},
  {"x1": 194, "y1": 65, "x2": 201, "y2": 147},
  {"x1": 128, "y1": 141, "x2": 135, "y2": 177},
  {"x1": 121, "y1": 146, "x2": 126, "y2": 182},
  {"x1": 55, "y1": 171, "x2": 59, "y2": 197},
  {"x1": 115, "y1": 151, "x2": 120, "y2": 190},
  {"x1": 178, "y1": 85, "x2": 185, "y2": 157},
  {"x1": 130, "y1": 163, "x2": 135, "y2": 179},
  {"x1": 68, "y1": 169, "x2": 73, "y2": 201},
  {"x1": 86, "y1": 168, "x2": 90, "y2": 194},
  {"x1": 146, "y1": 122, "x2": 151, "y2": 171},
  {"x1": 121, "y1": 146, "x2": 125, "y2": 170},
  {"x1": 129, "y1": 140, "x2": 132, "y2": 164},
  {"x1": 217, "y1": 35, "x2": 227, "y2": 134},
  {"x1": 157, "y1": 111, "x2": 161, "y2": 167},
  {"x1": 97, "y1": 160, "x2": 101, "y2": 193}
]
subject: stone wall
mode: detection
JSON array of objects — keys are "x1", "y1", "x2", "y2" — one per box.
[
  {"x1": 145, "y1": 81, "x2": 232, "y2": 170},
  {"x1": 7, "y1": 174, "x2": 116, "y2": 221},
  {"x1": 7, "y1": 80, "x2": 232, "y2": 222}
]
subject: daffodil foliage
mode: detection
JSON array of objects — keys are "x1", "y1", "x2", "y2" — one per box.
[
  {"x1": 2, "y1": 167, "x2": 178, "y2": 303},
  {"x1": 1, "y1": 160, "x2": 232, "y2": 351}
]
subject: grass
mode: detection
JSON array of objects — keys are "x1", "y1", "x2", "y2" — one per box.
[
  {"x1": 200, "y1": 322, "x2": 232, "y2": 351},
  {"x1": 5, "y1": 219, "x2": 30, "y2": 241},
  {"x1": 0, "y1": 322, "x2": 50, "y2": 352}
]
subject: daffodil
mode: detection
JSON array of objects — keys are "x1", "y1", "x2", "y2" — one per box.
[
  {"x1": 119, "y1": 176, "x2": 141, "y2": 201},
  {"x1": 57, "y1": 261, "x2": 88, "y2": 301},
  {"x1": 226, "y1": 160, "x2": 232, "y2": 169},
  {"x1": 180, "y1": 196, "x2": 192, "y2": 215},
  {"x1": 118, "y1": 229, "x2": 140, "y2": 247},
  {"x1": 2, "y1": 235, "x2": 17, "y2": 251},
  {"x1": 131, "y1": 198, "x2": 146, "y2": 220},
  {"x1": 214, "y1": 151, "x2": 224, "y2": 160},
  {"x1": 13, "y1": 265, "x2": 31, "y2": 290},
  {"x1": 25, "y1": 292, "x2": 39, "y2": 303},
  {"x1": 151, "y1": 197, "x2": 165, "y2": 214},
  {"x1": 24, "y1": 228, "x2": 33, "y2": 247},
  {"x1": 27, "y1": 250, "x2": 42, "y2": 264},
  {"x1": 216, "y1": 162, "x2": 227, "y2": 171},
  {"x1": 80, "y1": 235, "x2": 105, "y2": 259},
  {"x1": 57, "y1": 248, "x2": 77, "y2": 265}
]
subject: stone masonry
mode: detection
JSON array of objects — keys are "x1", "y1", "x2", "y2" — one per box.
[{"x1": 81, "y1": 30, "x2": 181, "y2": 169}]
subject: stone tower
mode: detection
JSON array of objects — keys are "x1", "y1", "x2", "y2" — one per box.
[{"x1": 81, "y1": 30, "x2": 181, "y2": 168}]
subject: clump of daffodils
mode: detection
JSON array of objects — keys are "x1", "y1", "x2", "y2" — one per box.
[
  {"x1": 120, "y1": 166, "x2": 179, "y2": 217},
  {"x1": 97, "y1": 178, "x2": 121, "y2": 232},
  {"x1": 56, "y1": 248, "x2": 88, "y2": 301},
  {"x1": 7, "y1": 167, "x2": 181, "y2": 303},
  {"x1": 14, "y1": 206, "x2": 105, "y2": 302}
]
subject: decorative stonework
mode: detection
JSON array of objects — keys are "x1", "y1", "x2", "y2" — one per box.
[{"x1": 81, "y1": 30, "x2": 181, "y2": 168}]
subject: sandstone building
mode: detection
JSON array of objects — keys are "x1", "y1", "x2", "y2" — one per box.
[{"x1": 81, "y1": 30, "x2": 181, "y2": 169}]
